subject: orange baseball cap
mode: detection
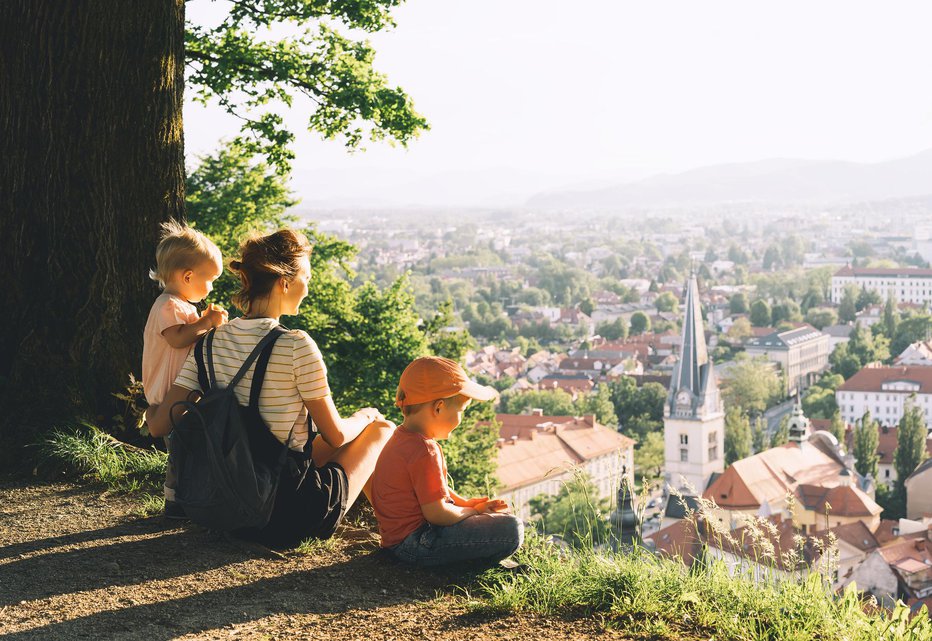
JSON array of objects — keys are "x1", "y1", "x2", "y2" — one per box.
[{"x1": 395, "y1": 356, "x2": 498, "y2": 408}]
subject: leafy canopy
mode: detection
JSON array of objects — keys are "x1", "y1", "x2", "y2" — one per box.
[{"x1": 185, "y1": 0, "x2": 428, "y2": 173}]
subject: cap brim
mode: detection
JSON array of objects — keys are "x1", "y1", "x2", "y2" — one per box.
[{"x1": 459, "y1": 379, "x2": 499, "y2": 402}]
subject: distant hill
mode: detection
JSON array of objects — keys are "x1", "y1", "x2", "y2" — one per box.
[{"x1": 526, "y1": 149, "x2": 932, "y2": 209}]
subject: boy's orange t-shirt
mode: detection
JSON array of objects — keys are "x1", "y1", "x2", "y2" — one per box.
[{"x1": 371, "y1": 426, "x2": 451, "y2": 548}]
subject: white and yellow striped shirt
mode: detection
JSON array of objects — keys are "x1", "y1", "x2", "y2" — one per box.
[{"x1": 174, "y1": 317, "x2": 330, "y2": 449}]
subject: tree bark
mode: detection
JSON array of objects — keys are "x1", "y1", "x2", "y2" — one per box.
[{"x1": 0, "y1": 1, "x2": 185, "y2": 464}]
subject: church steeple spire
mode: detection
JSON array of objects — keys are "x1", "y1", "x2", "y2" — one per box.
[
  {"x1": 674, "y1": 274, "x2": 708, "y2": 396},
  {"x1": 667, "y1": 274, "x2": 720, "y2": 419}
]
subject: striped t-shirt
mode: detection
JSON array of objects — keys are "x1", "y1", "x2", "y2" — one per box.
[{"x1": 174, "y1": 317, "x2": 330, "y2": 449}]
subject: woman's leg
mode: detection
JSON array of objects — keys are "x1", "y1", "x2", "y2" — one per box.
[{"x1": 326, "y1": 423, "x2": 394, "y2": 509}]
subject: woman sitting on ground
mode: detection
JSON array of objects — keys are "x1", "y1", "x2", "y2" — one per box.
[{"x1": 148, "y1": 229, "x2": 395, "y2": 547}]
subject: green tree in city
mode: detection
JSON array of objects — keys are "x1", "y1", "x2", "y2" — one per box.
[
  {"x1": 771, "y1": 299, "x2": 802, "y2": 325},
  {"x1": 630, "y1": 311, "x2": 651, "y2": 335},
  {"x1": 893, "y1": 398, "x2": 929, "y2": 504},
  {"x1": 829, "y1": 410, "x2": 847, "y2": 447},
  {"x1": 725, "y1": 317, "x2": 753, "y2": 343},
  {"x1": 751, "y1": 416, "x2": 769, "y2": 453},
  {"x1": 804, "y1": 308, "x2": 838, "y2": 330},
  {"x1": 719, "y1": 354, "x2": 783, "y2": 415},
  {"x1": 725, "y1": 407, "x2": 752, "y2": 465},
  {"x1": 801, "y1": 373, "x2": 843, "y2": 419},
  {"x1": 609, "y1": 379, "x2": 666, "y2": 441},
  {"x1": 856, "y1": 287, "x2": 882, "y2": 312},
  {"x1": 729, "y1": 292, "x2": 749, "y2": 314},
  {"x1": 422, "y1": 300, "x2": 473, "y2": 362},
  {"x1": 882, "y1": 294, "x2": 899, "y2": 340},
  {"x1": 838, "y1": 286, "x2": 858, "y2": 324},
  {"x1": 634, "y1": 431, "x2": 664, "y2": 481},
  {"x1": 596, "y1": 317, "x2": 628, "y2": 341},
  {"x1": 574, "y1": 385, "x2": 619, "y2": 427},
  {"x1": 890, "y1": 314, "x2": 932, "y2": 357},
  {"x1": 655, "y1": 291, "x2": 679, "y2": 314},
  {"x1": 501, "y1": 388, "x2": 576, "y2": 418},
  {"x1": 853, "y1": 411, "x2": 880, "y2": 481},
  {"x1": 750, "y1": 300, "x2": 772, "y2": 327},
  {"x1": 529, "y1": 473, "x2": 611, "y2": 548},
  {"x1": 771, "y1": 416, "x2": 790, "y2": 447}
]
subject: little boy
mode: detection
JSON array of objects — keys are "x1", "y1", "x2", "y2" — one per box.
[
  {"x1": 371, "y1": 356, "x2": 524, "y2": 567},
  {"x1": 142, "y1": 220, "x2": 227, "y2": 517}
]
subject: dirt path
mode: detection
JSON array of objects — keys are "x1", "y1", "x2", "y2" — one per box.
[{"x1": 0, "y1": 481, "x2": 638, "y2": 640}]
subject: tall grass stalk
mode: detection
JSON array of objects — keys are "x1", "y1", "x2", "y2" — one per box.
[{"x1": 40, "y1": 422, "x2": 167, "y2": 494}]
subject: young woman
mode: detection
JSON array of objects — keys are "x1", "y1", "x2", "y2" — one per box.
[{"x1": 148, "y1": 229, "x2": 395, "y2": 546}]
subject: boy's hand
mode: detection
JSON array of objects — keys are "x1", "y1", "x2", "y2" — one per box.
[
  {"x1": 473, "y1": 499, "x2": 510, "y2": 514},
  {"x1": 461, "y1": 497, "x2": 489, "y2": 508},
  {"x1": 201, "y1": 304, "x2": 228, "y2": 328}
]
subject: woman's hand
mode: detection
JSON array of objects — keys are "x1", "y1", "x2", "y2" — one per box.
[{"x1": 353, "y1": 407, "x2": 384, "y2": 424}]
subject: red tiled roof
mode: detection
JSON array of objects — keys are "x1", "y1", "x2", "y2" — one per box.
[
  {"x1": 814, "y1": 520, "x2": 879, "y2": 552},
  {"x1": 838, "y1": 366, "x2": 932, "y2": 395},
  {"x1": 486, "y1": 414, "x2": 635, "y2": 492},
  {"x1": 795, "y1": 483, "x2": 882, "y2": 518},
  {"x1": 704, "y1": 442, "x2": 847, "y2": 510}
]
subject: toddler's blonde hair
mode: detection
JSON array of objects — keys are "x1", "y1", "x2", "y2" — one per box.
[{"x1": 148, "y1": 219, "x2": 222, "y2": 289}]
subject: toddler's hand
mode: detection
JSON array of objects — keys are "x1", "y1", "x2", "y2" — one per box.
[{"x1": 202, "y1": 304, "x2": 228, "y2": 328}]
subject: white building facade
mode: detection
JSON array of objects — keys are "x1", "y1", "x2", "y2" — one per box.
[
  {"x1": 836, "y1": 366, "x2": 932, "y2": 427},
  {"x1": 831, "y1": 266, "x2": 932, "y2": 306}
]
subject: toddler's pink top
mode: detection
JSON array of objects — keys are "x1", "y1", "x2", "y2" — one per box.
[{"x1": 142, "y1": 293, "x2": 199, "y2": 405}]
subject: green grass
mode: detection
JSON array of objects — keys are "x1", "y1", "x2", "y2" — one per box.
[
  {"x1": 467, "y1": 532, "x2": 931, "y2": 641},
  {"x1": 39, "y1": 423, "x2": 167, "y2": 494},
  {"x1": 294, "y1": 536, "x2": 340, "y2": 555}
]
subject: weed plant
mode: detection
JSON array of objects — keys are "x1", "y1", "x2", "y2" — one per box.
[{"x1": 40, "y1": 423, "x2": 167, "y2": 494}]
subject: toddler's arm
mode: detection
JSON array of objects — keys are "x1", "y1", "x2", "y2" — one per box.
[{"x1": 162, "y1": 305, "x2": 227, "y2": 349}]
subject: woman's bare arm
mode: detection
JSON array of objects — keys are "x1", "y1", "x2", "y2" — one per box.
[
  {"x1": 147, "y1": 384, "x2": 196, "y2": 437},
  {"x1": 303, "y1": 396, "x2": 383, "y2": 448}
]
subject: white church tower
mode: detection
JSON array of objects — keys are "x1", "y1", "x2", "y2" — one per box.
[{"x1": 663, "y1": 275, "x2": 725, "y2": 494}]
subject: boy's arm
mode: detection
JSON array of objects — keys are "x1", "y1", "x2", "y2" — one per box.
[{"x1": 421, "y1": 499, "x2": 478, "y2": 526}]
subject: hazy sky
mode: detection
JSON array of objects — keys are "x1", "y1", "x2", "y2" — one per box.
[{"x1": 184, "y1": 1, "x2": 932, "y2": 207}]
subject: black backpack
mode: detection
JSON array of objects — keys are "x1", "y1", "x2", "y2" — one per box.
[{"x1": 170, "y1": 326, "x2": 301, "y2": 531}]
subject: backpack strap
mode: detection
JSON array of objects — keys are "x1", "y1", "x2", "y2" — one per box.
[
  {"x1": 248, "y1": 326, "x2": 288, "y2": 407},
  {"x1": 193, "y1": 331, "x2": 212, "y2": 392},
  {"x1": 204, "y1": 328, "x2": 219, "y2": 390}
]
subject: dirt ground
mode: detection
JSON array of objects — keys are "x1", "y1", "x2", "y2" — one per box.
[{"x1": 0, "y1": 481, "x2": 645, "y2": 640}]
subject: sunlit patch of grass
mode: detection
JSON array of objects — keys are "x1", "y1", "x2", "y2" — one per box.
[
  {"x1": 294, "y1": 536, "x2": 339, "y2": 555},
  {"x1": 136, "y1": 493, "x2": 165, "y2": 517},
  {"x1": 39, "y1": 422, "x2": 167, "y2": 494}
]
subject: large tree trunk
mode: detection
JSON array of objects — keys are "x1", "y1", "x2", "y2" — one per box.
[{"x1": 0, "y1": 1, "x2": 185, "y2": 465}]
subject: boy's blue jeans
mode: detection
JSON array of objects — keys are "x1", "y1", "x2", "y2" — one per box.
[{"x1": 390, "y1": 513, "x2": 524, "y2": 567}]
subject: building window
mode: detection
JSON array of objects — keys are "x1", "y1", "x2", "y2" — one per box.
[
  {"x1": 680, "y1": 434, "x2": 688, "y2": 445},
  {"x1": 885, "y1": 469, "x2": 890, "y2": 478},
  {"x1": 708, "y1": 432, "x2": 717, "y2": 444},
  {"x1": 680, "y1": 448, "x2": 689, "y2": 462},
  {"x1": 708, "y1": 446, "x2": 718, "y2": 461}
]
